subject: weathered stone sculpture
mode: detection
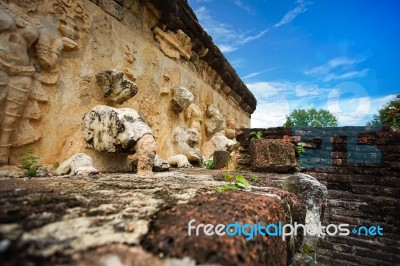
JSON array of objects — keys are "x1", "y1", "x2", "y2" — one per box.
[
  {"x1": 224, "y1": 116, "x2": 236, "y2": 139},
  {"x1": 0, "y1": 0, "x2": 87, "y2": 166},
  {"x1": 0, "y1": 0, "x2": 255, "y2": 170},
  {"x1": 82, "y1": 105, "x2": 156, "y2": 174},
  {"x1": 56, "y1": 153, "x2": 99, "y2": 176},
  {"x1": 185, "y1": 103, "x2": 202, "y2": 133},
  {"x1": 154, "y1": 27, "x2": 192, "y2": 60},
  {"x1": 160, "y1": 67, "x2": 180, "y2": 95},
  {"x1": 205, "y1": 105, "x2": 226, "y2": 136},
  {"x1": 0, "y1": 5, "x2": 39, "y2": 165},
  {"x1": 172, "y1": 126, "x2": 202, "y2": 163},
  {"x1": 171, "y1": 86, "x2": 194, "y2": 112},
  {"x1": 95, "y1": 70, "x2": 138, "y2": 104}
]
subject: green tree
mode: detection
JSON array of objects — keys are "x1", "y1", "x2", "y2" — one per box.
[
  {"x1": 284, "y1": 108, "x2": 338, "y2": 128},
  {"x1": 367, "y1": 94, "x2": 400, "y2": 128}
]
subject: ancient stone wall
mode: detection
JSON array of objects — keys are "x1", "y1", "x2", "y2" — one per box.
[
  {"x1": 0, "y1": 0, "x2": 256, "y2": 171},
  {"x1": 236, "y1": 126, "x2": 400, "y2": 265}
]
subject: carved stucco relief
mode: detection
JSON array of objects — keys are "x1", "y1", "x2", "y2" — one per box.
[{"x1": 0, "y1": 0, "x2": 87, "y2": 165}]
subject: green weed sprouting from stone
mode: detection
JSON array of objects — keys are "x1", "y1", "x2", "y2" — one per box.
[
  {"x1": 251, "y1": 174, "x2": 258, "y2": 182},
  {"x1": 203, "y1": 155, "x2": 215, "y2": 169},
  {"x1": 296, "y1": 143, "x2": 305, "y2": 168},
  {"x1": 215, "y1": 173, "x2": 250, "y2": 192},
  {"x1": 302, "y1": 243, "x2": 316, "y2": 266},
  {"x1": 296, "y1": 143, "x2": 305, "y2": 156},
  {"x1": 249, "y1": 131, "x2": 263, "y2": 141},
  {"x1": 18, "y1": 149, "x2": 40, "y2": 177}
]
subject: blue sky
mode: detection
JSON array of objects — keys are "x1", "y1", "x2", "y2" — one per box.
[{"x1": 188, "y1": 0, "x2": 400, "y2": 127}]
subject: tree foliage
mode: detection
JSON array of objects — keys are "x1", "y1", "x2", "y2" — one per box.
[
  {"x1": 284, "y1": 108, "x2": 338, "y2": 128},
  {"x1": 367, "y1": 94, "x2": 400, "y2": 128}
]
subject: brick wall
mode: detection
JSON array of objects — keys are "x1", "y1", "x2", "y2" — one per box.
[{"x1": 236, "y1": 126, "x2": 400, "y2": 265}]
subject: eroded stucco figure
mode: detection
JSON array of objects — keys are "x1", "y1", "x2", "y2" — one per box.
[
  {"x1": 0, "y1": 0, "x2": 87, "y2": 166},
  {"x1": 82, "y1": 105, "x2": 157, "y2": 175},
  {"x1": 0, "y1": 7, "x2": 39, "y2": 165}
]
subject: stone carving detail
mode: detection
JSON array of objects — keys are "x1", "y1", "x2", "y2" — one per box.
[
  {"x1": 82, "y1": 105, "x2": 156, "y2": 174},
  {"x1": 37, "y1": 0, "x2": 88, "y2": 69},
  {"x1": 124, "y1": 44, "x2": 136, "y2": 64},
  {"x1": 0, "y1": 0, "x2": 88, "y2": 165},
  {"x1": 0, "y1": 3, "x2": 40, "y2": 165},
  {"x1": 171, "y1": 86, "x2": 194, "y2": 112},
  {"x1": 205, "y1": 105, "x2": 226, "y2": 136},
  {"x1": 172, "y1": 126, "x2": 202, "y2": 163},
  {"x1": 55, "y1": 153, "x2": 99, "y2": 176},
  {"x1": 224, "y1": 116, "x2": 236, "y2": 139},
  {"x1": 160, "y1": 67, "x2": 180, "y2": 95},
  {"x1": 154, "y1": 27, "x2": 192, "y2": 60},
  {"x1": 95, "y1": 70, "x2": 138, "y2": 104},
  {"x1": 185, "y1": 103, "x2": 202, "y2": 133}
]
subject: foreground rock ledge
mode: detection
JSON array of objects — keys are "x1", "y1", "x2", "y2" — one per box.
[{"x1": 0, "y1": 171, "x2": 311, "y2": 266}]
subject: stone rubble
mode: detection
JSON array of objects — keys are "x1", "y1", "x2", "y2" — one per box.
[{"x1": 55, "y1": 153, "x2": 99, "y2": 176}]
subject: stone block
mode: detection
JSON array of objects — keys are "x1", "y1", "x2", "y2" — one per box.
[
  {"x1": 213, "y1": 150, "x2": 230, "y2": 169},
  {"x1": 250, "y1": 139, "x2": 297, "y2": 173}
]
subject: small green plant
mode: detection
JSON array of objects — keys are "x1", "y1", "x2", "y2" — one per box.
[
  {"x1": 251, "y1": 174, "x2": 258, "y2": 182},
  {"x1": 18, "y1": 149, "x2": 40, "y2": 177},
  {"x1": 302, "y1": 243, "x2": 316, "y2": 266},
  {"x1": 296, "y1": 143, "x2": 305, "y2": 156},
  {"x1": 296, "y1": 143, "x2": 305, "y2": 168},
  {"x1": 203, "y1": 155, "x2": 214, "y2": 169},
  {"x1": 215, "y1": 173, "x2": 251, "y2": 192},
  {"x1": 249, "y1": 131, "x2": 263, "y2": 141}
]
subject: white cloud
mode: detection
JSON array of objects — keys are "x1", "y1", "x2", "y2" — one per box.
[
  {"x1": 230, "y1": 59, "x2": 245, "y2": 68},
  {"x1": 295, "y1": 84, "x2": 330, "y2": 97},
  {"x1": 274, "y1": 0, "x2": 311, "y2": 28},
  {"x1": 323, "y1": 68, "x2": 369, "y2": 82},
  {"x1": 194, "y1": 6, "x2": 268, "y2": 54},
  {"x1": 247, "y1": 81, "x2": 301, "y2": 127},
  {"x1": 240, "y1": 29, "x2": 269, "y2": 45},
  {"x1": 193, "y1": 1, "x2": 312, "y2": 57},
  {"x1": 218, "y1": 44, "x2": 237, "y2": 53},
  {"x1": 242, "y1": 67, "x2": 278, "y2": 80},
  {"x1": 378, "y1": 94, "x2": 398, "y2": 107},
  {"x1": 246, "y1": 81, "x2": 289, "y2": 100},
  {"x1": 305, "y1": 56, "x2": 369, "y2": 82},
  {"x1": 248, "y1": 79, "x2": 395, "y2": 127},
  {"x1": 305, "y1": 56, "x2": 366, "y2": 76},
  {"x1": 251, "y1": 101, "x2": 290, "y2": 128},
  {"x1": 233, "y1": 0, "x2": 254, "y2": 14},
  {"x1": 326, "y1": 83, "x2": 397, "y2": 125}
]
